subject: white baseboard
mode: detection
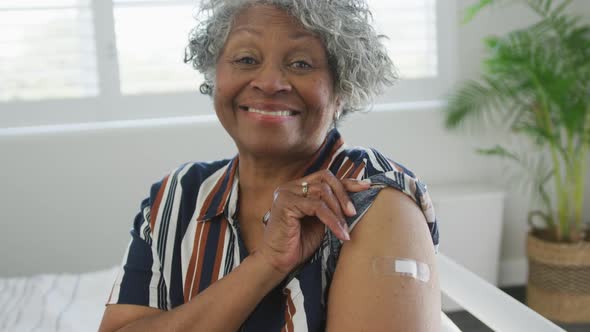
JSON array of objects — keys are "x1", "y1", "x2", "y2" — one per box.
[{"x1": 499, "y1": 257, "x2": 528, "y2": 287}]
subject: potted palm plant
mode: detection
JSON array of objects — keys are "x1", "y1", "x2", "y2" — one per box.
[{"x1": 443, "y1": 0, "x2": 590, "y2": 323}]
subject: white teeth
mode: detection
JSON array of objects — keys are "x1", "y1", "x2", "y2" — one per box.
[{"x1": 247, "y1": 108, "x2": 295, "y2": 116}]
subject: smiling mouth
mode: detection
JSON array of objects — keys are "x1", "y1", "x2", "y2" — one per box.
[{"x1": 239, "y1": 106, "x2": 299, "y2": 117}]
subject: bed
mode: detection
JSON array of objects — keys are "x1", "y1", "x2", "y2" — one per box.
[{"x1": 0, "y1": 254, "x2": 565, "y2": 332}]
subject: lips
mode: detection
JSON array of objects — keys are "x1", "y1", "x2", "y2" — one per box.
[
  {"x1": 246, "y1": 107, "x2": 297, "y2": 116},
  {"x1": 238, "y1": 103, "x2": 301, "y2": 117}
]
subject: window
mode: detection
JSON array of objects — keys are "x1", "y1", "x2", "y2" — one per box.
[
  {"x1": 0, "y1": 0, "x2": 98, "y2": 101},
  {"x1": 0, "y1": 0, "x2": 456, "y2": 128},
  {"x1": 112, "y1": 0, "x2": 203, "y2": 94},
  {"x1": 371, "y1": 0, "x2": 438, "y2": 79},
  {"x1": 370, "y1": 0, "x2": 456, "y2": 104}
]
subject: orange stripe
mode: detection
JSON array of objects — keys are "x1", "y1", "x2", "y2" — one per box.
[
  {"x1": 319, "y1": 139, "x2": 344, "y2": 172},
  {"x1": 198, "y1": 173, "x2": 226, "y2": 220},
  {"x1": 210, "y1": 217, "x2": 229, "y2": 282},
  {"x1": 150, "y1": 175, "x2": 170, "y2": 233},
  {"x1": 343, "y1": 163, "x2": 356, "y2": 178},
  {"x1": 281, "y1": 288, "x2": 296, "y2": 332},
  {"x1": 348, "y1": 161, "x2": 366, "y2": 179},
  {"x1": 336, "y1": 158, "x2": 353, "y2": 179},
  {"x1": 296, "y1": 137, "x2": 344, "y2": 178},
  {"x1": 190, "y1": 221, "x2": 212, "y2": 300},
  {"x1": 183, "y1": 221, "x2": 204, "y2": 303}
]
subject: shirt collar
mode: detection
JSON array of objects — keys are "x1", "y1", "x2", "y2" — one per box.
[{"x1": 197, "y1": 128, "x2": 345, "y2": 222}]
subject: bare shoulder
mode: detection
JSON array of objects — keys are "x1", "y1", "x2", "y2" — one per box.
[
  {"x1": 326, "y1": 188, "x2": 441, "y2": 332},
  {"x1": 98, "y1": 304, "x2": 163, "y2": 332}
]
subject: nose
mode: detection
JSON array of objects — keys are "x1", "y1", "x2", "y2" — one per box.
[{"x1": 249, "y1": 63, "x2": 292, "y2": 95}]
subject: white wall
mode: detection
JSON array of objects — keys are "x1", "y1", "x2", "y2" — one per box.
[{"x1": 1, "y1": 1, "x2": 589, "y2": 284}]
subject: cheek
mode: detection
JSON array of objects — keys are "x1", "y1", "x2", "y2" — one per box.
[
  {"x1": 214, "y1": 84, "x2": 238, "y2": 113},
  {"x1": 215, "y1": 63, "x2": 238, "y2": 94},
  {"x1": 215, "y1": 68, "x2": 252, "y2": 106},
  {"x1": 307, "y1": 78, "x2": 336, "y2": 115}
]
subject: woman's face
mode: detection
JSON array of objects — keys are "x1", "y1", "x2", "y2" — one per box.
[{"x1": 214, "y1": 5, "x2": 339, "y2": 160}]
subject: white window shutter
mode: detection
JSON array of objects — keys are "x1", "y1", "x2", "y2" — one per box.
[
  {"x1": 369, "y1": 0, "x2": 438, "y2": 79},
  {"x1": 112, "y1": 0, "x2": 203, "y2": 95},
  {"x1": 0, "y1": 0, "x2": 98, "y2": 101}
]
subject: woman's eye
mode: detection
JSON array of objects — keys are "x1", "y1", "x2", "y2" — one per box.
[
  {"x1": 235, "y1": 57, "x2": 257, "y2": 65},
  {"x1": 291, "y1": 60, "x2": 312, "y2": 69}
]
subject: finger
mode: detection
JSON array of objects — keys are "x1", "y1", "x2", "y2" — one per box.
[
  {"x1": 276, "y1": 190, "x2": 350, "y2": 241},
  {"x1": 308, "y1": 182, "x2": 346, "y2": 221},
  {"x1": 315, "y1": 170, "x2": 357, "y2": 217},
  {"x1": 341, "y1": 178, "x2": 371, "y2": 192},
  {"x1": 281, "y1": 183, "x2": 344, "y2": 223},
  {"x1": 298, "y1": 198, "x2": 350, "y2": 241}
]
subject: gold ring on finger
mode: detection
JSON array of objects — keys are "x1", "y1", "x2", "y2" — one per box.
[{"x1": 301, "y1": 181, "x2": 309, "y2": 197}]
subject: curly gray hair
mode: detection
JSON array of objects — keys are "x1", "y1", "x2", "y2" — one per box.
[{"x1": 184, "y1": 0, "x2": 398, "y2": 115}]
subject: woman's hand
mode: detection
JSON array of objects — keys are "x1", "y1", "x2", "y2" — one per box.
[{"x1": 258, "y1": 170, "x2": 370, "y2": 274}]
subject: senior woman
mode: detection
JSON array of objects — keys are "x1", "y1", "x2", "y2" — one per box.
[{"x1": 99, "y1": 0, "x2": 440, "y2": 331}]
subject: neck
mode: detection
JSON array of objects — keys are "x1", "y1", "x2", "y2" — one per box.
[
  {"x1": 235, "y1": 131, "x2": 332, "y2": 207},
  {"x1": 237, "y1": 152, "x2": 314, "y2": 196}
]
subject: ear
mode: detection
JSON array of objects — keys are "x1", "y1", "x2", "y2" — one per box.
[
  {"x1": 333, "y1": 96, "x2": 344, "y2": 123},
  {"x1": 334, "y1": 95, "x2": 344, "y2": 113}
]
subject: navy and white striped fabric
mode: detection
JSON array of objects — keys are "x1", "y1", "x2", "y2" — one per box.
[{"x1": 107, "y1": 128, "x2": 439, "y2": 331}]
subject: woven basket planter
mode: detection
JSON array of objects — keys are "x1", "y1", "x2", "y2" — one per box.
[{"x1": 526, "y1": 233, "x2": 590, "y2": 323}]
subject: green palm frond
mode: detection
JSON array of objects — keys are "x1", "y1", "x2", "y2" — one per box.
[
  {"x1": 483, "y1": 25, "x2": 589, "y2": 135},
  {"x1": 525, "y1": 0, "x2": 567, "y2": 17},
  {"x1": 550, "y1": 0, "x2": 574, "y2": 16},
  {"x1": 444, "y1": 81, "x2": 488, "y2": 130},
  {"x1": 476, "y1": 145, "x2": 520, "y2": 163},
  {"x1": 462, "y1": 0, "x2": 568, "y2": 23},
  {"x1": 477, "y1": 144, "x2": 554, "y2": 211},
  {"x1": 444, "y1": 69, "x2": 538, "y2": 134},
  {"x1": 463, "y1": 0, "x2": 495, "y2": 23},
  {"x1": 444, "y1": 79, "x2": 509, "y2": 132},
  {"x1": 511, "y1": 123, "x2": 556, "y2": 146}
]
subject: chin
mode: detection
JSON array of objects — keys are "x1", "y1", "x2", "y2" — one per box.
[
  {"x1": 241, "y1": 138, "x2": 293, "y2": 156},
  {"x1": 235, "y1": 132, "x2": 301, "y2": 157}
]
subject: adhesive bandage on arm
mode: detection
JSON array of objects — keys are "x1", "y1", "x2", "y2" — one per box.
[{"x1": 372, "y1": 257, "x2": 431, "y2": 283}]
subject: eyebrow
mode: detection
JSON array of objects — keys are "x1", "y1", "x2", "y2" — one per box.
[
  {"x1": 231, "y1": 26, "x2": 317, "y2": 40},
  {"x1": 232, "y1": 26, "x2": 262, "y2": 37},
  {"x1": 288, "y1": 30, "x2": 317, "y2": 40}
]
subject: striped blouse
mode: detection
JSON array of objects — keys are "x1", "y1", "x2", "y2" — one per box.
[{"x1": 107, "y1": 128, "x2": 439, "y2": 331}]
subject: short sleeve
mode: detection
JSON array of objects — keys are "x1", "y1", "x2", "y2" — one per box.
[
  {"x1": 348, "y1": 172, "x2": 438, "y2": 246},
  {"x1": 106, "y1": 181, "x2": 169, "y2": 310},
  {"x1": 323, "y1": 171, "x2": 439, "y2": 283}
]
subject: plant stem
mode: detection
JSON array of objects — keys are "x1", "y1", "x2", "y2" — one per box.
[
  {"x1": 531, "y1": 73, "x2": 567, "y2": 240},
  {"x1": 573, "y1": 144, "x2": 586, "y2": 236},
  {"x1": 553, "y1": 129, "x2": 568, "y2": 241},
  {"x1": 566, "y1": 131, "x2": 576, "y2": 237},
  {"x1": 573, "y1": 108, "x2": 590, "y2": 238}
]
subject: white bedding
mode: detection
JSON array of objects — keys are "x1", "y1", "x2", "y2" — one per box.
[
  {"x1": 0, "y1": 267, "x2": 119, "y2": 332},
  {"x1": 0, "y1": 267, "x2": 461, "y2": 332}
]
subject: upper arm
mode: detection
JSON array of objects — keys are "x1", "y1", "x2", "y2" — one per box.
[
  {"x1": 99, "y1": 304, "x2": 164, "y2": 332},
  {"x1": 100, "y1": 178, "x2": 171, "y2": 331},
  {"x1": 326, "y1": 188, "x2": 441, "y2": 332}
]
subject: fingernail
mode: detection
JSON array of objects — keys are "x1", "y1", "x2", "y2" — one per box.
[
  {"x1": 361, "y1": 179, "x2": 372, "y2": 184},
  {"x1": 343, "y1": 227, "x2": 351, "y2": 241},
  {"x1": 347, "y1": 201, "x2": 357, "y2": 215},
  {"x1": 340, "y1": 222, "x2": 351, "y2": 241}
]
